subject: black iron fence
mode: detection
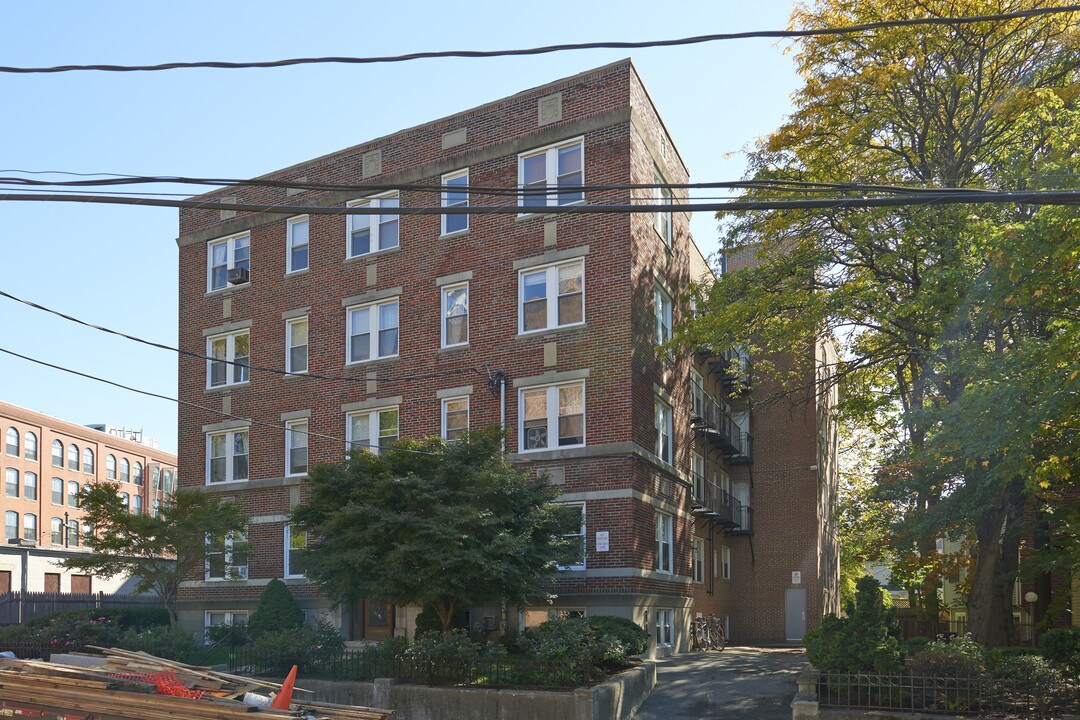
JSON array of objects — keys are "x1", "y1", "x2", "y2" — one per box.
[
  {"x1": 227, "y1": 645, "x2": 594, "y2": 689},
  {"x1": 0, "y1": 591, "x2": 160, "y2": 625},
  {"x1": 818, "y1": 671, "x2": 1080, "y2": 716}
]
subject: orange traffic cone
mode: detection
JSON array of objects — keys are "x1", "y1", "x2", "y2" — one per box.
[{"x1": 270, "y1": 665, "x2": 298, "y2": 710}]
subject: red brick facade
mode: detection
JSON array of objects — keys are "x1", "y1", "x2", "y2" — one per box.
[{"x1": 174, "y1": 60, "x2": 838, "y2": 650}]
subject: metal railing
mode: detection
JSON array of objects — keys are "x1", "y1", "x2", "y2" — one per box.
[
  {"x1": 818, "y1": 671, "x2": 1080, "y2": 716},
  {"x1": 690, "y1": 476, "x2": 746, "y2": 529},
  {"x1": 690, "y1": 380, "x2": 752, "y2": 462}
]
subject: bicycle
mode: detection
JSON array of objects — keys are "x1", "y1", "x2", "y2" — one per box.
[{"x1": 690, "y1": 614, "x2": 727, "y2": 651}]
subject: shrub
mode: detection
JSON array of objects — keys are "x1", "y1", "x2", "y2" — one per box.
[
  {"x1": 904, "y1": 636, "x2": 932, "y2": 656},
  {"x1": 985, "y1": 645, "x2": 1042, "y2": 674},
  {"x1": 518, "y1": 617, "x2": 615, "y2": 685},
  {"x1": 247, "y1": 579, "x2": 304, "y2": 640},
  {"x1": 414, "y1": 603, "x2": 469, "y2": 636},
  {"x1": 404, "y1": 630, "x2": 496, "y2": 683},
  {"x1": 119, "y1": 625, "x2": 198, "y2": 661},
  {"x1": 586, "y1": 616, "x2": 649, "y2": 657},
  {"x1": 996, "y1": 655, "x2": 1064, "y2": 713},
  {"x1": 805, "y1": 576, "x2": 904, "y2": 674},
  {"x1": 206, "y1": 619, "x2": 250, "y2": 647},
  {"x1": 905, "y1": 633, "x2": 985, "y2": 679},
  {"x1": 1039, "y1": 627, "x2": 1080, "y2": 675},
  {"x1": 249, "y1": 619, "x2": 345, "y2": 674}
]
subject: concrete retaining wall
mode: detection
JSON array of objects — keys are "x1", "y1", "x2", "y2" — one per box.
[{"x1": 299, "y1": 662, "x2": 655, "y2": 720}]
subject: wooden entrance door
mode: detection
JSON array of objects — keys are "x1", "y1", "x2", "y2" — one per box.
[
  {"x1": 0, "y1": 571, "x2": 10, "y2": 594},
  {"x1": 351, "y1": 598, "x2": 394, "y2": 640}
]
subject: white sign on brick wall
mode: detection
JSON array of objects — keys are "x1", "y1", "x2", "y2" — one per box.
[
  {"x1": 596, "y1": 531, "x2": 609, "y2": 552},
  {"x1": 792, "y1": 571, "x2": 802, "y2": 585}
]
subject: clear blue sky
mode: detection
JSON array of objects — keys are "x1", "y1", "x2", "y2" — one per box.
[{"x1": 0, "y1": 1, "x2": 802, "y2": 454}]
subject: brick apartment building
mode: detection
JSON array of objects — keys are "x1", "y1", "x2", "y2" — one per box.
[
  {"x1": 0, "y1": 400, "x2": 177, "y2": 595},
  {"x1": 174, "y1": 60, "x2": 838, "y2": 650}
]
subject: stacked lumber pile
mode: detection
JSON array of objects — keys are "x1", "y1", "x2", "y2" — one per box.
[{"x1": 0, "y1": 646, "x2": 391, "y2": 720}]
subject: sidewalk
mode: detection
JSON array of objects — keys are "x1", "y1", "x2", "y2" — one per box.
[{"x1": 633, "y1": 647, "x2": 806, "y2": 719}]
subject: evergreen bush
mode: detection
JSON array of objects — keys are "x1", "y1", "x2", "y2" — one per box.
[
  {"x1": 804, "y1": 575, "x2": 904, "y2": 674},
  {"x1": 586, "y1": 615, "x2": 649, "y2": 657},
  {"x1": 1039, "y1": 627, "x2": 1080, "y2": 675},
  {"x1": 247, "y1": 579, "x2": 304, "y2": 639}
]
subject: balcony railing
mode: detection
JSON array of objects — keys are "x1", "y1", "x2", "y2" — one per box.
[
  {"x1": 729, "y1": 506, "x2": 753, "y2": 535},
  {"x1": 690, "y1": 380, "x2": 753, "y2": 464},
  {"x1": 691, "y1": 476, "x2": 743, "y2": 528}
]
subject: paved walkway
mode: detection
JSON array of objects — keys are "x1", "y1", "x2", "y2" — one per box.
[{"x1": 633, "y1": 647, "x2": 806, "y2": 720}]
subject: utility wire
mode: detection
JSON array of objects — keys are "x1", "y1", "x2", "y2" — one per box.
[
  {"x1": 1, "y1": 190, "x2": 1077, "y2": 214},
  {"x1": 0, "y1": 288, "x2": 482, "y2": 385},
  {"x1": 1, "y1": 6, "x2": 1076, "y2": 74},
  {"x1": 0, "y1": 172, "x2": 1013, "y2": 197},
  {"x1": 0, "y1": 346, "x2": 441, "y2": 457}
]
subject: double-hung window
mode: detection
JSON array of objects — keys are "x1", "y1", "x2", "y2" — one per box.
[
  {"x1": 207, "y1": 232, "x2": 250, "y2": 291},
  {"x1": 23, "y1": 514, "x2": 36, "y2": 543},
  {"x1": 5, "y1": 512, "x2": 18, "y2": 541},
  {"x1": 285, "y1": 420, "x2": 308, "y2": 476},
  {"x1": 286, "y1": 216, "x2": 309, "y2": 273},
  {"x1": 23, "y1": 432, "x2": 37, "y2": 461},
  {"x1": 655, "y1": 286, "x2": 672, "y2": 345},
  {"x1": 284, "y1": 525, "x2": 307, "y2": 579},
  {"x1": 347, "y1": 299, "x2": 398, "y2": 363},
  {"x1": 133, "y1": 462, "x2": 143, "y2": 486},
  {"x1": 441, "y1": 169, "x2": 468, "y2": 235},
  {"x1": 50, "y1": 518, "x2": 63, "y2": 545},
  {"x1": 4, "y1": 468, "x2": 18, "y2": 498},
  {"x1": 207, "y1": 330, "x2": 250, "y2": 387},
  {"x1": 519, "y1": 260, "x2": 584, "y2": 334},
  {"x1": 67, "y1": 480, "x2": 80, "y2": 508},
  {"x1": 23, "y1": 472, "x2": 36, "y2": 501},
  {"x1": 51, "y1": 440, "x2": 63, "y2": 467},
  {"x1": 119, "y1": 458, "x2": 130, "y2": 483},
  {"x1": 722, "y1": 545, "x2": 731, "y2": 580},
  {"x1": 286, "y1": 317, "x2": 309, "y2": 374},
  {"x1": 655, "y1": 608, "x2": 674, "y2": 647},
  {"x1": 347, "y1": 407, "x2": 398, "y2": 455},
  {"x1": 441, "y1": 284, "x2": 469, "y2": 347},
  {"x1": 557, "y1": 503, "x2": 586, "y2": 571},
  {"x1": 106, "y1": 454, "x2": 117, "y2": 480},
  {"x1": 132, "y1": 494, "x2": 142, "y2": 516},
  {"x1": 441, "y1": 397, "x2": 469, "y2": 441},
  {"x1": 347, "y1": 192, "x2": 399, "y2": 257},
  {"x1": 518, "y1": 138, "x2": 583, "y2": 210},
  {"x1": 206, "y1": 429, "x2": 249, "y2": 484},
  {"x1": 205, "y1": 531, "x2": 248, "y2": 581},
  {"x1": 82, "y1": 448, "x2": 95, "y2": 475},
  {"x1": 67, "y1": 444, "x2": 79, "y2": 471},
  {"x1": 519, "y1": 382, "x2": 585, "y2": 452},
  {"x1": 692, "y1": 538, "x2": 705, "y2": 584},
  {"x1": 691, "y1": 452, "x2": 705, "y2": 500},
  {"x1": 4, "y1": 428, "x2": 16, "y2": 456},
  {"x1": 654, "y1": 400, "x2": 673, "y2": 465},
  {"x1": 654, "y1": 164, "x2": 672, "y2": 246},
  {"x1": 655, "y1": 512, "x2": 673, "y2": 573},
  {"x1": 51, "y1": 478, "x2": 63, "y2": 505}
]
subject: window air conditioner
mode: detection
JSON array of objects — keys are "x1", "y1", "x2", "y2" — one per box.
[{"x1": 227, "y1": 267, "x2": 249, "y2": 285}]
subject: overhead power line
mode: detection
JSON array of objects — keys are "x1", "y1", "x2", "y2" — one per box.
[
  {"x1": 0, "y1": 346, "x2": 441, "y2": 457},
  {"x1": 0, "y1": 288, "x2": 483, "y2": 386},
  {"x1": 1, "y1": 6, "x2": 1076, "y2": 74},
  {"x1": 1, "y1": 190, "x2": 1077, "y2": 214}
]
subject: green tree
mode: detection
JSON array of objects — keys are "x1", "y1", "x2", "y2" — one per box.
[
  {"x1": 248, "y1": 578, "x2": 305, "y2": 639},
  {"x1": 63, "y1": 484, "x2": 248, "y2": 626},
  {"x1": 683, "y1": 0, "x2": 1079, "y2": 646},
  {"x1": 291, "y1": 427, "x2": 581, "y2": 632}
]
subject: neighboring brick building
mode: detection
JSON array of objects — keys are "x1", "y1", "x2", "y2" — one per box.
[
  {"x1": 0, "y1": 400, "x2": 177, "y2": 594},
  {"x1": 174, "y1": 60, "x2": 838, "y2": 650}
]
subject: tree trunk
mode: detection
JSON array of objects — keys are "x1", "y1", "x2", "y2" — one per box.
[
  {"x1": 918, "y1": 535, "x2": 941, "y2": 637},
  {"x1": 435, "y1": 599, "x2": 456, "y2": 633},
  {"x1": 967, "y1": 477, "x2": 1025, "y2": 647}
]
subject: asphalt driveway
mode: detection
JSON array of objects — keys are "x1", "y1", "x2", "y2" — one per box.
[{"x1": 633, "y1": 647, "x2": 806, "y2": 720}]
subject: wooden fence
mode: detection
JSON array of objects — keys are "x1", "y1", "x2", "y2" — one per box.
[{"x1": 0, "y1": 591, "x2": 160, "y2": 625}]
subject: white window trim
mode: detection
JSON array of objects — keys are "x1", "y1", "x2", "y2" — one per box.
[
  {"x1": 656, "y1": 511, "x2": 673, "y2": 574},
  {"x1": 692, "y1": 537, "x2": 705, "y2": 584},
  {"x1": 345, "y1": 298, "x2": 400, "y2": 365},
  {"x1": 722, "y1": 545, "x2": 731, "y2": 580},
  {"x1": 441, "y1": 282, "x2": 469, "y2": 348},
  {"x1": 204, "y1": 531, "x2": 248, "y2": 581},
  {"x1": 285, "y1": 317, "x2": 309, "y2": 375},
  {"x1": 345, "y1": 406, "x2": 400, "y2": 456},
  {"x1": 441, "y1": 168, "x2": 469, "y2": 236},
  {"x1": 284, "y1": 524, "x2": 306, "y2": 579},
  {"x1": 655, "y1": 399, "x2": 673, "y2": 465},
  {"x1": 517, "y1": 136, "x2": 585, "y2": 214},
  {"x1": 655, "y1": 286, "x2": 673, "y2": 345},
  {"x1": 204, "y1": 610, "x2": 249, "y2": 642},
  {"x1": 654, "y1": 164, "x2": 673, "y2": 247},
  {"x1": 206, "y1": 330, "x2": 250, "y2": 389},
  {"x1": 285, "y1": 419, "x2": 309, "y2": 478},
  {"x1": 517, "y1": 258, "x2": 585, "y2": 335},
  {"x1": 655, "y1": 608, "x2": 675, "y2": 647},
  {"x1": 441, "y1": 396, "x2": 470, "y2": 441},
  {"x1": 346, "y1": 191, "x2": 399, "y2": 259},
  {"x1": 556, "y1": 502, "x2": 586, "y2": 571},
  {"x1": 206, "y1": 232, "x2": 251, "y2": 292},
  {"x1": 517, "y1": 380, "x2": 586, "y2": 453},
  {"x1": 286, "y1": 215, "x2": 310, "y2": 275},
  {"x1": 205, "y1": 428, "x2": 250, "y2": 485}
]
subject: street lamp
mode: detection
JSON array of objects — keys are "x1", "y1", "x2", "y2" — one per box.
[{"x1": 1024, "y1": 591, "x2": 1039, "y2": 646}]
